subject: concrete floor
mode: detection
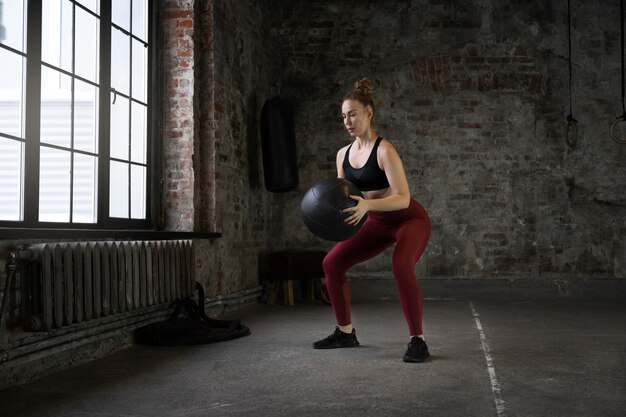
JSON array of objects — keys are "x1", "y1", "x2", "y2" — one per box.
[{"x1": 0, "y1": 298, "x2": 624, "y2": 417}]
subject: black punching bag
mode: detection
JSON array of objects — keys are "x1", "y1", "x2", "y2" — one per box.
[{"x1": 260, "y1": 97, "x2": 299, "y2": 192}]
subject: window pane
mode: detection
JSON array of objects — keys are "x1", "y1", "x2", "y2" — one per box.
[
  {"x1": 0, "y1": 0, "x2": 26, "y2": 52},
  {"x1": 130, "y1": 164, "x2": 145, "y2": 219},
  {"x1": 39, "y1": 146, "x2": 71, "y2": 222},
  {"x1": 0, "y1": 49, "x2": 25, "y2": 138},
  {"x1": 75, "y1": 79, "x2": 99, "y2": 153},
  {"x1": 2, "y1": 0, "x2": 151, "y2": 227},
  {"x1": 131, "y1": 38, "x2": 146, "y2": 102},
  {"x1": 132, "y1": 0, "x2": 147, "y2": 41},
  {"x1": 0, "y1": 138, "x2": 23, "y2": 221},
  {"x1": 112, "y1": 0, "x2": 130, "y2": 32},
  {"x1": 130, "y1": 101, "x2": 146, "y2": 163},
  {"x1": 110, "y1": 160, "x2": 128, "y2": 218},
  {"x1": 111, "y1": 28, "x2": 130, "y2": 95},
  {"x1": 42, "y1": 0, "x2": 72, "y2": 72},
  {"x1": 110, "y1": 95, "x2": 129, "y2": 160},
  {"x1": 73, "y1": 153, "x2": 97, "y2": 223},
  {"x1": 75, "y1": 6, "x2": 100, "y2": 83},
  {"x1": 77, "y1": 0, "x2": 99, "y2": 15},
  {"x1": 41, "y1": 66, "x2": 72, "y2": 148}
]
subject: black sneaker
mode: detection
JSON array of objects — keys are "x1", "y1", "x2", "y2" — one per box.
[
  {"x1": 403, "y1": 336, "x2": 430, "y2": 363},
  {"x1": 313, "y1": 327, "x2": 360, "y2": 349}
]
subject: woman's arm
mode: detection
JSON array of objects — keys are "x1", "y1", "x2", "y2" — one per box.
[{"x1": 336, "y1": 145, "x2": 348, "y2": 179}]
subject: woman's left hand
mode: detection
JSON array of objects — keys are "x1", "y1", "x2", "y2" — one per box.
[{"x1": 343, "y1": 195, "x2": 369, "y2": 225}]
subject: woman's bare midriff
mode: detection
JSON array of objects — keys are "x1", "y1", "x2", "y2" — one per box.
[{"x1": 363, "y1": 187, "x2": 392, "y2": 201}]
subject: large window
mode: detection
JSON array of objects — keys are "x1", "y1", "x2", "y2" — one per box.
[{"x1": 0, "y1": 0, "x2": 152, "y2": 229}]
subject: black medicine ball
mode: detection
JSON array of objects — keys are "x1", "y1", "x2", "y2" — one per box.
[{"x1": 300, "y1": 178, "x2": 367, "y2": 241}]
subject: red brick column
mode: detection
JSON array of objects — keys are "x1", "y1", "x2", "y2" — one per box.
[{"x1": 161, "y1": 1, "x2": 195, "y2": 231}]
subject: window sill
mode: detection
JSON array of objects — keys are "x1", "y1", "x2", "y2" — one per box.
[{"x1": 0, "y1": 228, "x2": 222, "y2": 241}]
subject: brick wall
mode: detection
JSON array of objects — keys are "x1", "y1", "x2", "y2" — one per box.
[
  {"x1": 269, "y1": 0, "x2": 626, "y2": 281},
  {"x1": 161, "y1": 0, "x2": 279, "y2": 298},
  {"x1": 158, "y1": 0, "x2": 626, "y2": 292},
  {"x1": 161, "y1": 0, "x2": 196, "y2": 232},
  {"x1": 198, "y1": 0, "x2": 278, "y2": 296}
]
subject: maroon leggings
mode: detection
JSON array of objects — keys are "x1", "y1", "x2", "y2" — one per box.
[{"x1": 323, "y1": 199, "x2": 431, "y2": 335}]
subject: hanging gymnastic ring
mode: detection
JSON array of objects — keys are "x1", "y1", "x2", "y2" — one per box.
[
  {"x1": 565, "y1": 116, "x2": 578, "y2": 148},
  {"x1": 609, "y1": 115, "x2": 626, "y2": 144}
]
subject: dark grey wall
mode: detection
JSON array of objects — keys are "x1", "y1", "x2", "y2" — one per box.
[
  {"x1": 268, "y1": 0, "x2": 626, "y2": 281},
  {"x1": 194, "y1": 0, "x2": 279, "y2": 296}
]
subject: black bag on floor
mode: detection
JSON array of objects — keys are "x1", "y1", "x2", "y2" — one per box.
[{"x1": 134, "y1": 283, "x2": 251, "y2": 346}]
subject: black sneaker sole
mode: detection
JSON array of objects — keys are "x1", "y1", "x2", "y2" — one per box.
[
  {"x1": 313, "y1": 341, "x2": 360, "y2": 349},
  {"x1": 403, "y1": 351, "x2": 430, "y2": 363}
]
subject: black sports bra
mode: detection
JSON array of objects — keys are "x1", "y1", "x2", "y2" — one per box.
[{"x1": 342, "y1": 137, "x2": 390, "y2": 191}]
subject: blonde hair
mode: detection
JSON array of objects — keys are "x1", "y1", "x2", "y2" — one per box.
[{"x1": 343, "y1": 78, "x2": 375, "y2": 113}]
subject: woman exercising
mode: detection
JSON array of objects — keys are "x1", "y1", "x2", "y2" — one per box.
[{"x1": 313, "y1": 78, "x2": 432, "y2": 363}]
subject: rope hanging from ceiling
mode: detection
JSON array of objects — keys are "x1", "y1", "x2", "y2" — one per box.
[
  {"x1": 609, "y1": 0, "x2": 626, "y2": 144},
  {"x1": 565, "y1": 0, "x2": 578, "y2": 148}
]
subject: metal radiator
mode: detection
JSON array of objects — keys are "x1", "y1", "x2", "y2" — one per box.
[{"x1": 18, "y1": 240, "x2": 194, "y2": 331}]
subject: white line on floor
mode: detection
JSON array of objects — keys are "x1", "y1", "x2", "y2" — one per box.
[{"x1": 470, "y1": 301, "x2": 506, "y2": 417}]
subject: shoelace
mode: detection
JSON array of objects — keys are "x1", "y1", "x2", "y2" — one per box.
[
  {"x1": 323, "y1": 328, "x2": 341, "y2": 343},
  {"x1": 332, "y1": 328, "x2": 344, "y2": 341},
  {"x1": 408, "y1": 338, "x2": 424, "y2": 349}
]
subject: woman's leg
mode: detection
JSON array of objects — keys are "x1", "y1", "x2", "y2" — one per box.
[
  {"x1": 391, "y1": 217, "x2": 431, "y2": 336},
  {"x1": 323, "y1": 221, "x2": 394, "y2": 327}
]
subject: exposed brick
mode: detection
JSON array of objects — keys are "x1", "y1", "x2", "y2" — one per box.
[
  {"x1": 163, "y1": 10, "x2": 193, "y2": 19},
  {"x1": 155, "y1": 0, "x2": 626, "y2": 301}
]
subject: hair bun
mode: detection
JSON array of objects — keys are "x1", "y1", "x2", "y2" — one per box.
[
  {"x1": 354, "y1": 78, "x2": 373, "y2": 94},
  {"x1": 343, "y1": 77, "x2": 375, "y2": 112}
]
